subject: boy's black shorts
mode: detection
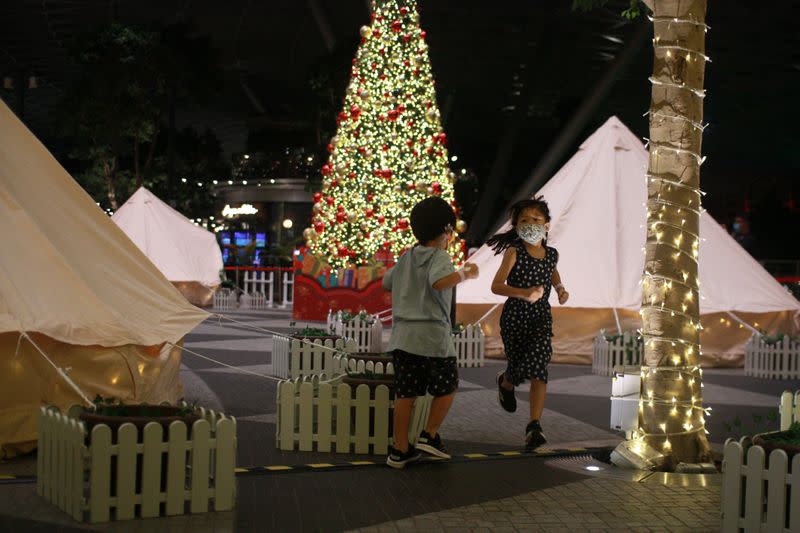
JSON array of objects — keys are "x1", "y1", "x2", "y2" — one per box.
[{"x1": 392, "y1": 350, "x2": 458, "y2": 398}]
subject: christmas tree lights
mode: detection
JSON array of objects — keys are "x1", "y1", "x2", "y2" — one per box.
[{"x1": 303, "y1": 0, "x2": 465, "y2": 269}]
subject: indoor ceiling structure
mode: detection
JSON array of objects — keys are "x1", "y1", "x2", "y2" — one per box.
[{"x1": 1, "y1": 0, "x2": 798, "y2": 237}]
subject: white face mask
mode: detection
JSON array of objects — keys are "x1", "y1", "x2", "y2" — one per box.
[{"x1": 517, "y1": 223, "x2": 547, "y2": 245}]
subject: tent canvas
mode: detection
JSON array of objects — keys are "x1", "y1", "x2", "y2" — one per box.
[
  {"x1": 0, "y1": 100, "x2": 208, "y2": 457},
  {"x1": 457, "y1": 116, "x2": 799, "y2": 366},
  {"x1": 112, "y1": 187, "x2": 224, "y2": 307}
]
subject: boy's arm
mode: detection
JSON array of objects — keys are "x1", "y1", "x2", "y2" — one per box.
[
  {"x1": 429, "y1": 251, "x2": 478, "y2": 291},
  {"x1": 382, "y1": 266, "x2": 394, "y2": 290}
]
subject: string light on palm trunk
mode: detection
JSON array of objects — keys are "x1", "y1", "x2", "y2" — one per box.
[{"x1": 639, "y1": 2, "x2": 710, "y2": 458}]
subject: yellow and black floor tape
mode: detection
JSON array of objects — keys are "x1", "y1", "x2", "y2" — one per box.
[
  {"x1": 233, "y1": 446, "x2": 609, "y2": 477},
  {"x1": 0, "y1": 446, "x2": 609, "y2": 484}
]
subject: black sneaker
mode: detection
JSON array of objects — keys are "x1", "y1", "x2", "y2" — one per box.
[
  {"x1": 416, "y1": 431, "x2": 451, "y2": 459},
  {"x1": 524, "y1": 420, "x2": 547, "y2": 452},
  {"x1": 386, "y1": 445, "x2": 422, "y2": 469},
  {"x1": 497, "y1": 372, "x2": 517, "y2": 413}
]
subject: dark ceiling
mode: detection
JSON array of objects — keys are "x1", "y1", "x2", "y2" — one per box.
[{"x1": 1, "y1": 0, "x2": 798, "y2": 228}]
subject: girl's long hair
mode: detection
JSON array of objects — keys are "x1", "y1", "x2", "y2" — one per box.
[{"x1": 485, "y1": 197, "x2": 551, "y2": 254}]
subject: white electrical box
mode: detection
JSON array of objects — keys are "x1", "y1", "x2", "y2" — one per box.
[{"x1": 610, "y1": 367, "x2": 641, "y2": 433}]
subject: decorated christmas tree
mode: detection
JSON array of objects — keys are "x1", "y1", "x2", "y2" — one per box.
[{"x1": 303, "y1": 0, "x2": 465, "y2": 270}]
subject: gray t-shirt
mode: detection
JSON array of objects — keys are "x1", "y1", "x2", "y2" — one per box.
[{"x1": 383, "y1": 246, "x2": 456, "y2": 358}]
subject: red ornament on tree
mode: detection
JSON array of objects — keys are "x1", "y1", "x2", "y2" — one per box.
[
  {"x1": 336, "y1": 212, "x2": 347, "y2": 223},
  {"x1": 432, "y1": 182, "x2": 442, "y2": 194},
  {"x1": 391, "y1": 20, "x2": 402, "y2": 33},
  {"x1": 402, "y1": 34, "x2": 411, "y2": 43},
  {"x1": 377, "y1": 215, "x2": 386, "y2": 224},
  {"x1": 366, "y1": 208, "x2": 374, "y2": 218},
  {"x1": 420, "y1": 30, "x2": 427, "y2": 40},
  {"x1": 400, "y1": 6, "x2": 408, "y2": 15},
  {"x1": 398, "y1": 219, "x2": 409, "y2": 230},
  {"x1": 327, "y1": 143, "x2": 334, "y2": 153},
  {"x1": 338, "y1": 246, "x2": 349, "y2": 258},
  {"x1": 313, "y1": 192, "x2": 322, "y2": 203},
  {"x1": 337, "y1": 205, "x2": 345, "y2": 212},
  {"x1": 321, "y1": 164, "x2": 332, "y2": 176},
  {"x1": 406, "y1": 139, "x2": 414, "y2": 147},
  {"x1": 381, "y1": 169, "x2": 393, "y2": 179},
  {"x1": 350, "y1": 104, "x2": 361, "y2": 119},
  {"x1": 388, "y1": 109, "x2": 399, "y2": 121},
  {"x1": 338, "y1": 111, "x2": 348, "y2": 121},
  {"x1": 367, "y1": 194, "x2": 374, "y2": 202},
  {"x1": 314, "y1": 221, "x2": 325, "y2": 233},
  {"x1": 326, "y1": 196, "x2": 335, "y2": 206}
]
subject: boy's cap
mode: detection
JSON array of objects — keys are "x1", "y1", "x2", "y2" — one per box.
[{"x1": 410, "y1": 196, "x2": 456, "y2": 243}]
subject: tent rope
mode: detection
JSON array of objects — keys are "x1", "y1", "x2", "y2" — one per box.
[{"x1": 20, "y1": 332, "x2": 95, "y2": 408}]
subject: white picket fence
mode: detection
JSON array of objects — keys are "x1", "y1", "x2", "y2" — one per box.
[
  {"x1": 721, "y1": 437, "x2": 800, "y2": 532},
  {"x1": 454, "y1": 324, "x2": 485, "y2": 367},
  {"x1": 239, "y1": 270, "x2": 274, "y2": 310},
  {"x1": 276, "y1": 375, "x2": 432, "y2": 454},
  {"x1": 592, "y1": 331, "x2": 643, "y2": 376},
  {"x1": 745, "y1": 334, "x2": 800, "y2": 380},
  {"x1": 281, "y1": 271, "x2": 294, "y2": 308},
  {"x1": 327, "y1": 311, "x2": 383, "y2": 353},
  {"x1": 271, "y1": 337, "x2": 358, "y2": 379},
  {"x1": 212, "y1": 288, "x2": 237, "y2": 310},
  {"x1": 781, "y1": 390, "x2": 800, "y2": 431},
  {"x1": 37, "y1": 405, "x2": 236, "y2": 523}
]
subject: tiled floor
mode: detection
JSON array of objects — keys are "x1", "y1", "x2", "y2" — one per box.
[{"x1": 0, "y1": 308, "x2": 791, "y2": 532}]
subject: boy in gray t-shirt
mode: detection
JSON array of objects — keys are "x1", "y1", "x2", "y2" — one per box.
[{"x1": 383, "y1": 196, "x2": 478, "y2": 469}]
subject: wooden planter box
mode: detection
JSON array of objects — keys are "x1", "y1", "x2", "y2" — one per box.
[
  {"x1": 327, "y1": 311, "x2": 384, "y2": 353},
  {"x1": 721, "y1": 437, "x2": 800, "y2": 532},
  {"x1": 453, "y1": 324, "x2": 485, "y2": 368},
  {"x1": 275, "y1": 375, "x2": 431, "y2": 455},
  {"x1": 271, "y1": 336, "x2": 357, "y2": 379},
  {"x1": 592, "y1": 330, "x2": 643, "y2": 376},
  {"x1": 744, "y1": 334, "x2": 800, "y2": 380},
  {"x1": 37, "y1": 405, "x2": 236, "y2": 523}
]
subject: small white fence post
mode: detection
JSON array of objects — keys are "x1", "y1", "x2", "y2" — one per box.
[
  {"x1": 721, "y1": 438, "x2": 800, "y2": 532},
  {"x1": 328, "y1": 311, "x2": 383, "y2": 353},
  {"x1": 592, "y1": 330, "x2": 642, "y2": 376},
  {"x1": 213, "y1": 288, "x2": 237, "y2": 310},
  {"x1": 275, "y1": 376, "x2": 432, "y2": 455},
  {"x1": 745, "y1": 334, "x2": 800, "y2": 380},
  {"x1": 281, "y1": 271, "x2": 294, "y2": 308},
  {"x1": 37, "y1": 405, "x2": 237, "y2": 523},
  {"x1": 240, "y1": 270, "x2": 274, "y2": 309},
  {"x1": 270, "y1": 337, "x2": 357, "y2": 379},
  {"x1": 779, "y1": 389, "x2": 800, "y2": 431},
  {"x1": 453, "y1": 325, "x2": 485, "y2": 367}
]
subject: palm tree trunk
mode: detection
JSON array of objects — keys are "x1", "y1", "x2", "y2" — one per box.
[{"x1": 639, "y1": 0, "x2": 710, "y2": 467}]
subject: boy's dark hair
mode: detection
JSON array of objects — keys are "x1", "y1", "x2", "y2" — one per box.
[
  {"x1": 486, "y1": 197, "x2": 551, "y2": 254},
  {"x1": 410, "y1": 196, "x2": 456, "y2": 244}
]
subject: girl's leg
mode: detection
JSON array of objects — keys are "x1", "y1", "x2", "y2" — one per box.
[
  {"x1": 529, "y1": 379, "x2": 547, "y2": 422},
  {"x1": 425, "y1": 392, "x2": 455, "y2": 436},
  {"x1": 393, "y1": 397, "x2": 417, "y2": 452}
]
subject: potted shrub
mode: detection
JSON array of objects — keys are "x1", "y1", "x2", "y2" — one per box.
[
  {"x1": 753, "y1": 421, "x2": 800, "y2": 459},
  {"x1": 291, "y1": 326, "x2": 341, "y2": 342},
  {"x1": 79, "y1": 396, "x2": 200, "y2": 437}
]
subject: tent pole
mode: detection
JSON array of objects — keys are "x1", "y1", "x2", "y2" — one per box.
[
  {"x1": 725, "y1": 311, "x2": 760, "y2": 336},
  {"x1": 472, "y1": 303, "x2": 501, "y2": 326},
  {"x1": 612, "y1": 307, "x2": 622, "y2": 334}
]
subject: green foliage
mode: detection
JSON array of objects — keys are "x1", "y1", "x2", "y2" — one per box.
[
  {"x1": 337, "y1": 310, "x2": 376, "y2": 325},
  {"x1": 758, "y1": 332, "x2": 800, "y2": 346},
  {"x1": 722, "y1": 411, "x2": 780, "y2": 440},
  {"x1": 292, "y1": 327, "x2": 335, "y2": 338},
  {"x1": 760, "y1": 422, "x2": 800, "y2": 446},
  {"x1": 571, "y1": 0, "x2": 648, "y2": 20},
  {"x1": 90, "y1": 395, "x2": 197, "y2": 417}
]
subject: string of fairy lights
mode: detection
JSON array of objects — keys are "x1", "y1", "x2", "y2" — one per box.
[
  {"x1": 304, "y1": 0, "x2": 467, "y2": 269},
  {"x1": 633, "y1": 7, "x2": 710, "y2": 455}
]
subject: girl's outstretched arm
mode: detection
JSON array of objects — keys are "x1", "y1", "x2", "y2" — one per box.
[
  {"x1": 491, "y1": 248, "x2": 543, "y2": 302},
  {"x1": 552, "y1": 268, "x2": 569, "y2": 304}
]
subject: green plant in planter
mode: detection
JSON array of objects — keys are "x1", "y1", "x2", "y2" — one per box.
[
  {"x1": 758, "y1": 332, "x2": 799, "y2": 346},
  {"x1": 90, "y1": 395, "x2": 198, "y2": 417},
  {"x1": 758, "y1": 421, "x2": 800, "y2": 447},
  {"x1": 603, "y1": 332, "x2": 643, "y2": 366},
  {"x1": 337, "y1": 310, "x2": 376, "y2": 325},
  {"x1": 722, "y1": 411, "x2": 779, "y2": 441},
  {"x1": 292, "y1": 326, "x2": 334, "y2": 337}
]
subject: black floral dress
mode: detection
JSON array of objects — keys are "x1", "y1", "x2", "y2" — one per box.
[{"x1": 499, "y1": 241, "x2": 559, "y2": 385}]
